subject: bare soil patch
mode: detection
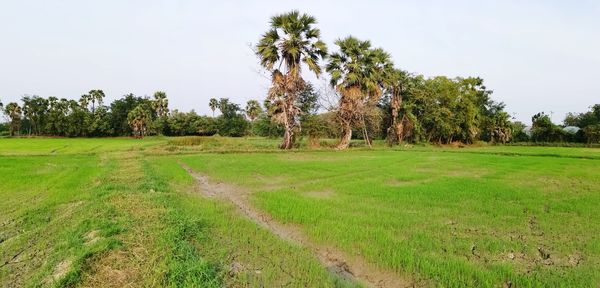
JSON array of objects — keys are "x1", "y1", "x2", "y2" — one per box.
[
  {"x1": 180, "y1": 162, "x2": 415, "y2": 288},
  {"x1": 84, "y1": 230, "x2": 101, "y2": 246},
  {"x1": 45, "y1": 259, "x2": 72, "y2": 285}
]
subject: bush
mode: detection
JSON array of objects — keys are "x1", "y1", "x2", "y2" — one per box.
[
  {"x1": 252, "y1": 114, "x2": 283, "y2": 138},
  {"x1": 216, "y1": 115, "x2": 249, "y2": 137}
]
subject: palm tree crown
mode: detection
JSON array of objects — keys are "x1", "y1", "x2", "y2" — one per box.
[
  {"x1": 256, "y1": 10, "x2": 328, "y2": 77},
  {"x1": 152, "y1": 91, "x2": 169, "y2": 117},
  {"x1": 209, "y1": 98, "x2": 218, "y2": 117},
  {"x1": 245, "y1": 100, "x2": 262, "y2": 121},
  {"x1": 326, "y1": 36, "x2": 393, "y2": 100}
]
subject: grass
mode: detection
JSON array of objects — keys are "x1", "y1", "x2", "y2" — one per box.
[
  {"x1": 179, "y1": 149, "x2": 600, "y2": 287},
  {"x1": 0, "y1": 137, "x2": 165, "y2": 155},
  {"x1": 0, "y1": 138, "x2": 356, "y2": 287},
  {"x1": 1, "y1": 136, "x2": 599, "y2": 287}
]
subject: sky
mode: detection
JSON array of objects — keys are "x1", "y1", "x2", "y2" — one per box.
[{"x1": 0, "y1": 0, "x2": 598, "y2": 124}]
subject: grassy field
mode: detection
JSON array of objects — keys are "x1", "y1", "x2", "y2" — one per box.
[{"x1": 1, "y1": 137, "x2": 599, "y2": 287}]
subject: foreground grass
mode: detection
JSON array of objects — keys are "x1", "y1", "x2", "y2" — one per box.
[
  {"x1": 2, "y1": 137, "x2": 599, "y2": 287},
  {"x1": 0, "y1": 145, "x2": 353, "y2": 287},
  {"x1": 180, "y1": 149, "x2": 600, "y2": 287}
]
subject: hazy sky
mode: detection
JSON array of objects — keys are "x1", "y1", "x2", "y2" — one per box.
[{"x1": 1, "y1": 0, "x2": 598, "y2": 124}]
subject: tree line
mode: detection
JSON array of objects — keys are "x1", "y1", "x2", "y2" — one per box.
[
  {"x1": 253, "y1": 10, "x2": 600, "y2": 149},
  {"x1": 1, "y1": 10, "x2": 599, "y2": 147},
  {"x1": 0, "y1": 91, "x2": 244, "y2": 138}
]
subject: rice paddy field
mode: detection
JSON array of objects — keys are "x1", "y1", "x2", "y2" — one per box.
[{"x1": 1, "y1": 137, "x2": 599, "y2": 287}]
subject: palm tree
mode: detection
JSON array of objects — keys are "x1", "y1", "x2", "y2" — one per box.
[
  {"x1": 326, "y1": 36, "x2": 393, "y2": 149},
  {"x1": 127, "y1": 105, "x2": 151, "y2": 138},
  {"x1": 88, "y1": 89, "x2": 105, "y2": 113},
  {"x1": 3, "y1": 102, "x2": 22, "y2": 136},
  {"x1": 245, "y1": 100, "x2": 262, "y2": 121},
  {"x1": 209, "y1": 98, "x2": 218, "y2": 117},
  {"x1": 385, "y1": 69, "x2": 411, "y2": 145},
  {"x1": 152, "y1": 91, "x2": 169, "y2": 117},
  {"x1": 79, "y1": 94, "x2": 91, "y2": 111},
  {"x1": 256, "y1": 10, "x2": 328, "y2": 149}
]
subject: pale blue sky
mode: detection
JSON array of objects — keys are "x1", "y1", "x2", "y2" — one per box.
[{"x1": 1, "y1": 0, "x2": 598, "y2": 123}]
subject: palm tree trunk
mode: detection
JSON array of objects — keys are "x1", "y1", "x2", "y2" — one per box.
[
  {"x1": 280, "y1": 126, "x2": 294, "y2": 149},
  {"x1": 361, "y1": 116, "x2": 371, "y2": 148},
  {"x1": 279, "y1": 97, "x2": 296, "y2": 150},
  {"x1": 281, "y1": 115, "x2": 294, "y2": 149},
  {"x1": 387, "y1": 87, "x2": 402, "y2": 145},
  {"x1": 337, "y1": 121, "x2": 352, "y2": 150}
]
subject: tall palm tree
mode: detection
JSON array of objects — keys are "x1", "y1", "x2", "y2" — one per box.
[
  {"x1": 3, "y1": 102, "x2": 22, "y2": 136},
  {"x1": 385, "y1": 69, "x2": 411, "y2": 145},
  {"x1": 209, "y1": 98, "x2": 218, "y2": 117},
  {"x1": 256, "y1": 10, "x2": 328, "y2": 149},
  {"x1": 245, "y1": 100, "x2": 262, "y2": 121},
  {"x1": 152, "y1": 91, "x2": 169, "y2": 118},
  {"x1": 88, "y1": 89, "x2": 105, "y2": 113},
  {"x1": 326, "y1": 36, "x2": 393, "y2": 149},
  {"x1": 79, "y1": 94, "x2": 91, "y2": 111}
]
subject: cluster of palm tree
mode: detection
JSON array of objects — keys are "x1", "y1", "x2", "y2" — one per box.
[
  {"x1": 0, "y1": 90, "x2": 170, "y2": 137},
  {"x1": 253, "y1": 11, "x2": 409, "y2": 149},
  {"x1": 256, "y1": 11, "x2": 517, "y2": 149}
]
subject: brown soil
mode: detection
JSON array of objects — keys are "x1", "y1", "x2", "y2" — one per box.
[
  {"x1": 46, "y1": 259, "x2": 72, "y2": 284},
  {"x1": 84, "y1": 230, "x2": 101, "y2": 246},
  {"x1": 180, "y1": 162, "x2": 416, "y2": 288}
]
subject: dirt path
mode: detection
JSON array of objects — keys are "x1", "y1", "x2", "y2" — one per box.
[{"x1": 179, "y1": 162, "x2": 416, "y2": 288}]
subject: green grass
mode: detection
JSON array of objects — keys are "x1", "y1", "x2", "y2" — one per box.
[
  {"x1": 0, "y1": 137, "x2": 165, "y2": 155},
  {"x1": 1, "y1": 136, "x2": 599, "y2": 287},
  {"x1": 180, "y1": 149, "x2": 600, "y2": 287},
  {"x1": 410, "y1": 145, "x2": 600, "y2": 159},
  {"x1": 0, "y1": 138, "x2": 356, "y2": 287}
]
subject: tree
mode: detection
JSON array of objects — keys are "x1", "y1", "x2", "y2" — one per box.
[
  {"x1": 127, "y1": 105, "x2": 152, "y2": 138},
  {"x1": 152, "y1": 91, "x2": 169, "y2": 135},
  {"x1": 326, "y1": 36, "x2": 393, "y2": 149},
  {"x1": 88, "y1": 90, "x2": 105, "y2": 113},
  {"x1": 583, "y1": 124, "x2": 600, "y2": 144},
  {"x1": 87, "y1": 106, "x2": 112, "y2": 136},
  {"x1": 256, "y1": 10, "x2": 328, "y2": 149},
  {"x1": 217, "y1": 98, "x2": 239, "y2": 118},
  {"x1": 489, "y1": 111, "x2": 512, "y2": 144},
  {"x1": 152, "y1": 91, "x2": 169, "y2": 118},
  {"x1": 384, "y1": 69, "x2": 411, "y2": 145},
  {"x1": 245, "y1": 100, "x2": 262, "y2": 121},
  {"x1": 110, "y1": 93, "x2": 152, "y2": 136},
  {"x1": 21, "y1": 95, "x2": 48, "y2": 136},
  {"x1": 79, "y1": 94, "x2": 91, "y2": 111},
  {"x1": 564, "y1": 104, "x2": 600, "y2": 129},
  {"x1": 167, "y1": 110, "x2": 207, "y2": 136},
  {"x1": 216, "y1": 98, "x2": 249, "y2": 136},
  {"x1": 297, "y1": 83, "x2": 320, "y2": 116},
  {"x1": 531, "y1": 112, "x2": 564, "y2": 142},
  {"x1": 511, "y1": 121, "x2": 529, "y2": 142},
  {"x1": 209, "y1": 98, "x2": 218, "y2": 117},
  {"x1": 45, "y1": 97, "x2": 70, "y2": 136},
  {"x1": 3, "y1": 102, "x2": 22, "y2": 136}
]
